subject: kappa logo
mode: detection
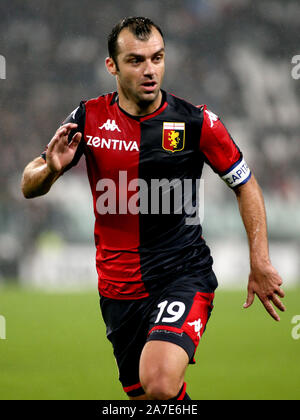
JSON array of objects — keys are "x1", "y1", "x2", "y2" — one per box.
[
  {"x1": 187, "y1": 318, "x2": 203, "y2": 338},
  {"x1": 205, "y1": 109, "x2": 218, "y2": 128},
  {"x1": 99, "y1": 119, "x2": 121, "y2": 132},
  {"x1": 70, "y1": 107, "x2": 79, "y2": 120}
]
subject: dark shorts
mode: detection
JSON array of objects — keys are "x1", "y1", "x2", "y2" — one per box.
[{"x1": 99, "y1": 270, "x2": 217, "y2": 397}]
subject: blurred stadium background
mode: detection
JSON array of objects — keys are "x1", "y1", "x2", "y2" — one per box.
[{"x1": 0, "y1": 0, "x2": 299, "y2": 400}]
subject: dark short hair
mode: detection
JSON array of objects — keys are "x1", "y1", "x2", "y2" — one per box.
[{"x1": 108, "y1": 17, "x2": 164, "y2": 66}]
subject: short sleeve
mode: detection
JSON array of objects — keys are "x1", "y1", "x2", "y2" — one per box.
[
  {"x1": 41, "y1": 101, "x2": 86, "y2": 173},
  {"x1": 199, "y1": 105, "x2": 251, "y2": 188}
]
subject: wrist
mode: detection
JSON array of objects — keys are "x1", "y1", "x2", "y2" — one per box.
[
  {"x1": 47, "y1": 166, "x2": 61, "y2": 177},
  {"x1": 250, "y1": 255, "x2": 271, "y2": 270},
  {"x1": 45, "y1": 159, "x2": 62, "y2": 177}
]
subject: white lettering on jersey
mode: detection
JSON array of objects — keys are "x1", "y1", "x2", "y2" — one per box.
[
  {"x1": 87, "y1": 136, "x2": 139, "y2": 151},
  {"x1": 187, "y1": 318, "x2": 203, "y2": 338},
  {"x1": 99, "y1": 119, "x2": 121, "y2": 132},
  {"x1": 205, "y1": 109, "x2": 218, "y2": 127}
]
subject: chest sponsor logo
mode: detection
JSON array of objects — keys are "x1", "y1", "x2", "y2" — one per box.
[
  {"x1": 162, "y1": 122, "x2": 185, "y2": 152},
  {"x1": 99, "y1": 119, "x2": 121, "y2": 132},
  {"x1": 86, "y1": 135, "x2": 139, "y2": 151}
]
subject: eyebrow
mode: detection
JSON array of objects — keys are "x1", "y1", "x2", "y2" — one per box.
[{"x1": 124, "y1": 47, "x2": 165, "y2": 60}]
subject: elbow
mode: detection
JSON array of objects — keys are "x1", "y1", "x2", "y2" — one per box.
[
  {"x1": 22, "y1": 186, "x2": 45, "y2": 199},
  {"x1": 21, "y1": 160, "x2": 56, "y2": 199},
  {"x1": 21, "y1": 183, "x2": 34, "y2": 199},
  {"x1": 21, "y1": 181, "x2": 49, "y2": 199},
  {"x1": 21, "y1": 174, "x2": 29, "y2": 198},
  {"x1": 21, "y1": 173, "x2": 37, "y2": 199},
  {"x1": 22, "y1": 190, "x2": 34, "y2": 199}
]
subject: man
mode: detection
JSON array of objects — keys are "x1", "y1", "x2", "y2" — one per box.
[{"x1": 21, "y1": 17, "x2": 285, "y2": 400}]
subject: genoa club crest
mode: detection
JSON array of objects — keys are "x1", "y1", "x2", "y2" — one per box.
[{"x1": 162, "y1": 122, "x2": 185, "y2": 152}]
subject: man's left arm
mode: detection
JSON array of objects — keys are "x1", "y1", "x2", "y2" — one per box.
[
  {"x1": 198, "y1": 105, "x2": 286, "y2": 320},
  {"x1": 234, "y1": 175, "x2": 286, "y2": 321}
]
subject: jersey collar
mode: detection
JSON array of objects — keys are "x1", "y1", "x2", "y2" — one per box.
[{"x1": 112, "y1": 90, "x2": 168, "y2": 122}]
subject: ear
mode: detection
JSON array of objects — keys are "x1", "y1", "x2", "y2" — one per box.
[{"x1": 105, "y1": 57, "x2": 118, "y2": 76}]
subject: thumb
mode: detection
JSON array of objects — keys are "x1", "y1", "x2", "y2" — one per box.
[
  {"x1": 69, "y1": 132, "x2": 82, "y2": 149},
  {"x1": 243, "y1": 288, "x2": 255, "y2": 308}
]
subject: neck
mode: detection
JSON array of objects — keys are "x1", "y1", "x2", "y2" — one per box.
[{"x1": 117, "y1": 89, "x2": 162, "y2": 117}]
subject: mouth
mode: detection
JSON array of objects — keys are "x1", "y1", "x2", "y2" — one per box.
[{"x1": 140, "y1": 81, "x2": 157, "y2": 92}]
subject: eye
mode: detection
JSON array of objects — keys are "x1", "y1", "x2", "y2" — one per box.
[
  {"x1": 128, "y1": 57, "x2": 142, "y2": 65},
  {"x1": 153, "y1": 55, "x2": 163, "y2": 63}
]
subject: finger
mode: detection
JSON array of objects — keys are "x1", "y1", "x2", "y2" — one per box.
[
  {"x1": 61, "y1": 123, "x2": 78, "y2": 130},
  {"x1": 69, "y1": 132, "x2": 82, "y2": 149},
  {"x1": 276, "y1": 274, "x2": 283, "y2": 287},
  {"x1": 261, "y1": 298, "x2": 280, "y2": 322},
  {"x1": 270, "y1": 294, "x2": 286, "y2": 312},
  {"x1": 243, "y1": 288, "x2": 255, "y2": 308},
  {"x1": 61, "y1": 123, "x2": 78, "y2": 135},
  {"x1": 56, "y1": 126, "x2": 71, "y2": 137},
  {"x1": 52, "y1": 124, "x2": 77, "y2": 141},
  {"x1": 47, "y1": 135, "x2": 59, "y2": 152},
  {"x1": 275, "y1": 287, "x2": 285, "y2": 298},
  {"x1": 50, "y1": 127, "x2": 68, "y2": 143},
  {"x1": 47, "y1": 129, "x2": 69, "y2": 152}
]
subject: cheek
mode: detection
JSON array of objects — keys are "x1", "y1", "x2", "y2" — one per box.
[
  {"x1": 120, "y1": 70, "x2": 141, "y2": 87},
  {"x1": 159, "y1": 64, "x2": 165, "y2": 80}
]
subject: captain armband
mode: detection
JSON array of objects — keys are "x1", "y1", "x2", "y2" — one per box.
[{"x1": 221, "y1": 157, "x2": 251, "y2": 188}]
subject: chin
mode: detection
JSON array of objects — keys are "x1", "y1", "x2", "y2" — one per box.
[{"x1": 138, "y1": 90, "x2": 160, "y2": 103}]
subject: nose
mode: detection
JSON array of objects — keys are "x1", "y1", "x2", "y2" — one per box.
[{"x1": 143, "y1": 59, "x2": 155, "y2": 77}]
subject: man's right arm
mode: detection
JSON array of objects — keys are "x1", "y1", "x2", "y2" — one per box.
[
  {"x1": 21, "y1": 156, "x2": 62, "y2": 199},
  {"x1": 21, "y1": 123, "x2": 82, "y2": 198}
]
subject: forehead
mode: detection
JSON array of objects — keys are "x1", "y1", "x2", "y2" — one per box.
[{"x1": 116, "y1": 27, "x2": 164, "y2": 57}]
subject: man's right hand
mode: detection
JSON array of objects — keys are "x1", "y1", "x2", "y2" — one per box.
[{"x1": 46, "y1": 123, "x2": 82, "y2": 174}]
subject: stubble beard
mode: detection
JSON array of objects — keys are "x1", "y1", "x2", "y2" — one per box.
[
  {"x1": 136, "y1": 89, "x2": 160, "y2": 109},
  {"x1": 117, "y1": 74, "x2": 162, "y2": 114}
]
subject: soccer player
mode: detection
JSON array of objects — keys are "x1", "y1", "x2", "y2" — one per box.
[{"x1": 21, "y1": 17, "x2": 285, "y2": 400}]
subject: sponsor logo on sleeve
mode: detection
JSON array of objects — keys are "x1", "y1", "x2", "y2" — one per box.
[
  {"x1": 205, "y1": 109, "x2": 218, "y2": 127},
  {"x1": 70, "y1": 107, "x2": 79, "y2": 120}
]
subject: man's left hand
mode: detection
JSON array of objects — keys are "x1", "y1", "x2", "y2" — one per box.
[{"x1": 243, "y1": 263, "x2": 286, "y2": 321}]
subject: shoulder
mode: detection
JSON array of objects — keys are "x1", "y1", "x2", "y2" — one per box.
[
  {"x1": 166, "y1": 91, "x2": 205, "y2": 119},
  {"x1": 85, "y1": 91, "x2": 116, "y2": 110}
]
